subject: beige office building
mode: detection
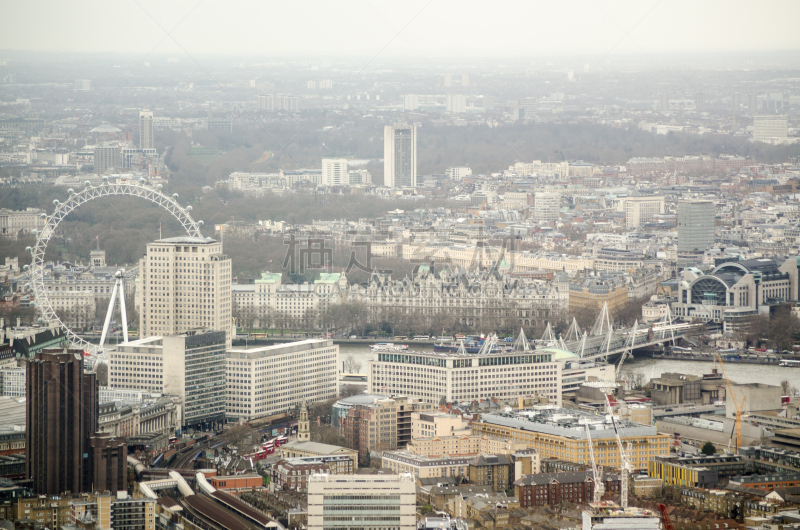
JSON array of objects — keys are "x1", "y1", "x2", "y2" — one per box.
[
  {"x1": 226, "y1": 339, "x2": 339, "y2": 421},
  {"x1": 138, "y1": 237, "x2": 232, "y2": 341},
  {"x1": 407, "y1": 434, "x2": 527, "y2": 458},
  {"x1": 625, "y1": 196, "x2": 665, "y2": 229},
  {"x1": 411, "y1": 412, "x2": 470, "y2": 439},
  {"x1": 308, "y1": 474, "x2": 416, "y2": 530},
  {"x1": 472, "y1": 408, "x2": 670, "y2": 471}
]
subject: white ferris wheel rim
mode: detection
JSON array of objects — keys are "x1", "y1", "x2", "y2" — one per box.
[{"x1": 28, "y1": 181, "x2": 202, "y2": 355}]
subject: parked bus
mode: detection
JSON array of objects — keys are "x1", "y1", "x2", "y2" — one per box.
[
  {"x1": 245, "y1": 449, "x2": 270, "y2": 461},
  {"x1": 276, "y1": 435, "x2": 288, "y2": 446}
]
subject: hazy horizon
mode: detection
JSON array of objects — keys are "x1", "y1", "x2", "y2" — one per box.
[{"x1": 2, "y1": 0, "x2": 799, "y2": 60}]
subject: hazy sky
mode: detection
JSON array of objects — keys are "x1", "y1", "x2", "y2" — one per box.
[{"x1": 1, "y1": 0, "x2": 799, "y2": 59}]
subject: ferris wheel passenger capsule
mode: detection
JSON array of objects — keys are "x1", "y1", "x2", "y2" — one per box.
[
  {"x1": 102, "y1": 176, "x2": 109, "y2": 183},
  {"x1": 31, "y1": 230, "x2": 37, "y2": 236},
  {"x1": 67, "y1": 188, "x2": 74, "y2": 195},
  {"x1": 156, "y1": 184, "x2": 163, "y2": 190},
  {"x1": 53, "y1": 200, "x2": 59, "y2": 206},
  {"x1": 172, "y1": 193, "x2": 179, "y2": 199},
  {"x1": 186, "y1": 205, "x2": 193, "y2": 211},
  {"x1": 84, "y1": 181, "x2": 91, "y2": 187},
  {"x1": 198, "y1": 220, "x2": 204, "y2": 227},
  {"x1": 23, "y1": 264, "x2": 29, "y2": 270},
  {"x1": 40, "y1": 213, "x2": 46, "y2": 219}
]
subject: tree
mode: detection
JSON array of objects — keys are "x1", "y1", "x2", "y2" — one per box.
[
  {"x1": 225, "y1": 424, "x2": 259, "y2": 455},
  {"x1": 340, "y1": 384, "x2": 363, "y2": 397},
  {"x1": 342, "y1": 355, "x2": 362, "y2": 374},
  {"x1": 701, "y1": 441, "x2": 716, "y2": 456}
]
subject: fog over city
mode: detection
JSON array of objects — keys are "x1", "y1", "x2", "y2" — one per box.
[{"x1": 1, "y1": 2, "x2": 800, "y2": 527}]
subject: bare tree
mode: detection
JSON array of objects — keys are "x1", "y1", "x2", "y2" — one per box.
[
  {"x1": 225, "y1": 424, "x2": 259, "y2": 455},
  {"x1": 342, "y1": 355, "x2": 362, "y2": 374}
]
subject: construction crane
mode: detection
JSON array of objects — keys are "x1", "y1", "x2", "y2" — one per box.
[
  {"x1": 604, "y1": 391, "x2": 633, "y2": 510},
  {"x1": 713, "y1": 351, "x2": 746, "y2": 453},
  {"x1": 657, "y1": 504, "x2": 674, "y2": 530},
  {"x1": 584, "y1": 422, "x2": 604, "y2": 504}
]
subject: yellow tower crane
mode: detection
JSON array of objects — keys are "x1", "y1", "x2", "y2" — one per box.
[{"x1": 713, "y1": 351, "x2": 746, "y2": 453}]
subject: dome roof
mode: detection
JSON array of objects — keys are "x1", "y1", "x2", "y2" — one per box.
[{"x1": 90, "y1": 125, "x2": 121, "y2": 133}]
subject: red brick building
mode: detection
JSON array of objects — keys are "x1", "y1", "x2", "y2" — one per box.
[{"x1": 514, "y1": 471, "x2": 621, "y2": 508}]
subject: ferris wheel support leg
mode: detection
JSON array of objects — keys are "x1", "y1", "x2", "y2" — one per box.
[
  {"x1": 119, "y1": 281, "x2": 129, "y2": 343},
  {"x1": 100, "y1": 281, "x2": 119, "y2": 350}
]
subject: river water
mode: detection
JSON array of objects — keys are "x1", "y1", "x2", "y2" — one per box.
[{"x1": 338, "y1": 343, "x2": 800, "y2": 387}]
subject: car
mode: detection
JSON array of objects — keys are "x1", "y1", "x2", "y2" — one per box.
[{"x1": 349, "y1": 335, "x2": 357, "y2": 339}]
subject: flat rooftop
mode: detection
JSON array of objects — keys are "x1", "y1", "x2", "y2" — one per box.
[
  {"x1": 227, "y1": 339, "x2": 334, "y2": 360},
  {"x1": 479, "y1": 406, "x2": 658, "y2": 440}
]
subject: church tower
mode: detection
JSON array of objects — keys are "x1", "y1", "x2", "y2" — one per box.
[{"x1": 297, "y1": 399, "x2": 310, "y2": 442}]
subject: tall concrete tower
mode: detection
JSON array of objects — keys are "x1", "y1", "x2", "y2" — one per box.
[
  {"x1": 139, "y1": 110, "x2": 154, "y2": 150},
  {"x1": 383, "y1": 124, "x2": 417, "y2": 188}
]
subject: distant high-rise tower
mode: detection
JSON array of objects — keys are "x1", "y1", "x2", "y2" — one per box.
[
  {"x1": 257, "y1": 94, "x2": 274, "y2": 111},
  {"x1": 748, "y1": 94, "x2": 757, "y2": 113},
  {"x1": 461, "y1": 73, "x2": 469, "y2": 87},
  {"x1": 446, "y1": 94, "x2": 466, "y2": 113},
  {"x1": 660, "y1": 94, "x2": 669, "y2": 112},
  {"x1": 678, "y1": 200, "x2": 715, "y2": 254},
  {"x1": 518, "y1": 97, "x2": 538, "y2": 120},
  {"x1": 322, "y1": 158, "x2": 348, "y2": 186},
  {"x1": 297, "y1": 399, "x2": 310, "y2": 442},
  {"x1": 443, "y1": 74, "x2": 452, "y2": 87},
  {"x1": 403, "y1": 94, "x2": 419, "y2": 111},
  {"x1": 139, "y1": 110, "x2": 154, "y2": 150},
  {"x1": 93, "y1": 145, "x2": 121, "y2": 175},
  {"x1": 383, "y1": 124, "x2": 417, "y2": 188},
  {"x1": 26, "y1": 348, "x2": 97, "y2": 495}
]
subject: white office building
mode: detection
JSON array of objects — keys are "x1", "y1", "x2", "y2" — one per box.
[
  {"x1": 445, "y1": 167, "x2": 472, "y2": 180},
  {"x1": 322, "y1": 158, "x2": 348, "y2": 186},
  {"x1": 368, "y1": 349, "x2": 570, "y2": 406},
  {"x1": 625, "y1": 196, "x2": 664, "y2": 229},
  {"x1": 403, "y1": 94, "x2": 419, "y2": 111},
  {"x1": 138, "y1": 237, "x2": 232, "y2": 343},
  {"x1": 110, "y1": 330, "x2": 227, "y2": 429},
  {"x1": 753, "y1": 115, "x2": 788, "y2": 142},
  {"x1": 534, "y1": 192, "x2": 561, "y2": 221},
  {"x1": 226, "y1": 339, "x2": 339, "y2": 421},
  {"x1": 384, "y1": 124, "x2": 417, "y2": 188},
  {"x1": 308, "y1": 473, "x2": 416, "y2": 530}
]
